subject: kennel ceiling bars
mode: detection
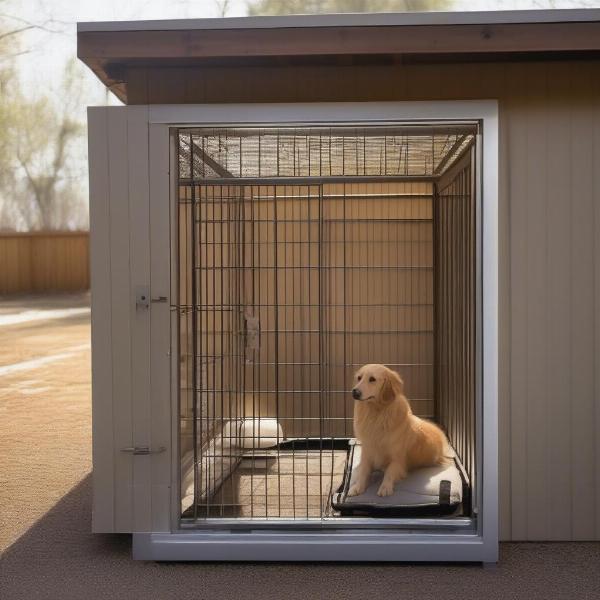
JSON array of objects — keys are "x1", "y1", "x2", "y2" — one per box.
[{"x1": 178, "y1": 126, "x2": 475, "y2": 182}]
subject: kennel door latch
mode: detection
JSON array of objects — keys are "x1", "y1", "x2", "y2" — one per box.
[
  {"x1": 135, "y1": 285, "x2": 150, "y2": 310},
  {"x1": 135, "y1": 286, "x2": 168, "y2": 310},
  {"x1": 121, "y1": 446, "x2": 166, "y2": 456}
]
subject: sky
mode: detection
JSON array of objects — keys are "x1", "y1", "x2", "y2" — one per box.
[{"x1": 8, "y1": 0, "x2": 246, "y2": 108}]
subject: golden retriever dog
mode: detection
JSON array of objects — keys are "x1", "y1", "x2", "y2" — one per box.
[{"x1": 349, "y1": 364, "x2": 449, "y2": 497}]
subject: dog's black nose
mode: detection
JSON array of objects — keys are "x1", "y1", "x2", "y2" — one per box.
[{"x1": 352, "y1": 388, "x2": 361, "y2": 400}]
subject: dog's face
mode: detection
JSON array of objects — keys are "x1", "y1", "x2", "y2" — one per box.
[{"x1": 351, "y1": 364, "x2": 404, "y2": 403}]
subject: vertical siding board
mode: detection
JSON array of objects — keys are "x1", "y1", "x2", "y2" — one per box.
[
  {"x1": 15, "y1": 238, "x2": 22, "y2": 291},
  {"x1": 497, "y1": 118, "x2": 512, "y2": 538},
  {"x1": 570, "y1": 64, "x2": 596, "y2": 540},
  {"x1": 127, "y1": 106, "x2": 153, "y2": 531},
  {"x1": 0, "y1": 238, "x2": 4, "y2": 293},
  {"x1": 30, "y1": 237, "x2": 39, "y2": 290},
  {"x1": 524, "y1": 64, "x2": 549, "y2": 540},
  {"x1": 25, "y1": 236, "x2": 32, "y2": 291},
  {"x1": 107, "y1": 108, "x2": 134, "y2": 531},
  {"x1": 2, "y1": 239, "x2": 8, "y2": 292},
  {"x1": 594, "y1": 70, "x2": 600, "y2": 540},
  {"x1": 149, "y1": 123, "x2": 173, "y2": 531},
  {"x1": 1, "y1": 238, "x2": 16, "y2": 293},
  {"x1": 11, "y1": 239, "x2": 17, "y2": 291},
  {"x1": 495, "y1": 64, "x2": 512, "y2": 541},
  {"x1": 30, "y1": 238, "x2": 41, "y2": 292},
  {"x1": 88, "y1": 108, "x2": 115, "y2": 532},
  {"x1": 544, "y1": 63, "x2": 573, "y2": 540},
  {"x1": 506, "y1": 64, "x2": 530, "y2": 540}
]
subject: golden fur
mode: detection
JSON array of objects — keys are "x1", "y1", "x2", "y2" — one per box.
[{"x1": 349, "y1": 364, "x2": 449, "y2": 497}]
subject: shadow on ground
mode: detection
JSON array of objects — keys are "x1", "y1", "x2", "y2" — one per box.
[{"x1": 1, "y1": 475, "x2": 599, "y2": 600}]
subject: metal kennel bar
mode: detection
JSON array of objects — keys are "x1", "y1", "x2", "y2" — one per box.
[
  {"x1": 177, "y1": 126, "x2": 474, "y2": 181},
  {"x1": 176, "y1": 124, "x2": 477, "y2": 525},
  {"x1": 434, "y1": 147, "x2": 477, "y2": 499}
]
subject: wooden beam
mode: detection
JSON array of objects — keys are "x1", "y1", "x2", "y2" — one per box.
[
  {"x1": 434, "y1": 135, "x2": 468, "y2": 175},
  {"x1": 78, "y1": 22, "x2": 600, "y2": 61},
  {"x1": 191, "y1": 141, "x2": 234, "y2": 178}
]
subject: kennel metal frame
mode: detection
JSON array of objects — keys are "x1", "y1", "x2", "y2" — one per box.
[
  {"x1": 176, "y1": 125, "x2": 475, "y2": 525},
  {"x1": 88, "y1": 101, "x2": 498, "y2": 562}
]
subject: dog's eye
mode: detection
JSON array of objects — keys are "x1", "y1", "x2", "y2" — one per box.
[
  {"x1": 357, "y1": 375, "x2": 362, "y2": 381},
  {"x1": 369, "y1": 377, "x2": 376, "y2": 383}
]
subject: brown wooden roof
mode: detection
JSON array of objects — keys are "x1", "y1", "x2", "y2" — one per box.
[{"x1": 77, "y1": 9, "x2": 600, "y2": 104}]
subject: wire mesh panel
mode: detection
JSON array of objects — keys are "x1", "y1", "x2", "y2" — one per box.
[
  {"x1": 178, "y1": 126, "x2": 475, "y2": 181},
  {"x1": 434, "y1": 149, "x2": 477, "y2": 499},
  {"x1": 176, "y1": 125, "x2": 477, "y2": 524}
]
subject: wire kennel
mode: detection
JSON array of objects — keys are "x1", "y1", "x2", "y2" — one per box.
[{"x1": 176, "y1": 123, "x2": 478, "y2": 526}]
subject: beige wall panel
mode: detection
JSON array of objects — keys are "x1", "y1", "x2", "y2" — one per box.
[
  {"x1": 168, "y1": 59, "x2": 600, "y2": 539},
  {"x1": 593, "y1": 72, "x2": 600, "y2": 541},
  {"x1": 523, "y1": 65, "x2": 548, "y2": 541},
  {"x1": 569, "y1": 63, "x2": 597, "y2": 541},
  {"x1": 544, "y1": 63, "x2": 573, "y2": 541}
]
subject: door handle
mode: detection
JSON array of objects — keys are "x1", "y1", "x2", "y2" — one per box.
[{"x1": 121, "y1": 446, "x2": 166, "y2": 455}]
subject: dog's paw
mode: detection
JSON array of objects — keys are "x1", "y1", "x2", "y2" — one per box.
[
  {"x1": 348, "y1": 484, "x2": 365, "y2": 497},
  {"x1": 377, "y1": 481, "x2": 395, "y2": 497}
]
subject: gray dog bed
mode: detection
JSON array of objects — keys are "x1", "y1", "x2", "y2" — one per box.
[{"x1": 332, "y1": 440, "x2": 466, "y2": 517}]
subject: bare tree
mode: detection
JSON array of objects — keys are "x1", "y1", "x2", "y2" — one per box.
[
  {"x1": 0, "y1": 6, "x2": 86, "y2": 231},
  {"x1": 9, "y1": 60, "x2": 86, "y2": 230},
  {"x1": 0, "y1": 8, "x2": 21, "y2": 227},
  {"x1": 0, "y1": 0, "x2": 65, "y2": 61},
  {"x1": 214, "y1": 0, "x2": 232, "y2": 17},
  {"x1": 0, "y1": 57, "x2": 86, "y2": 230},
  {"x1": 247, "y1": 0, "x2": 454, "y2": 15}
]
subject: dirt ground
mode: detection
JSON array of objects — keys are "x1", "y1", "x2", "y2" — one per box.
[
  {"x1": 1, "y1": 293, "x2": 599, "y2": 600},
  {"x1": 0, "y1": 293, "x2": 91, "y2": 553}
]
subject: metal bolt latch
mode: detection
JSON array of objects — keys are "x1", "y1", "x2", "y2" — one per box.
[
  {"x1": 135, "y1": 286, "x2": 150, "y2": 309},
  {"x1": 121, "y1": 446, "x2": 166, "y2": 455},
  {"x1": 135, "y1": 286, "x2": 168, "y2": 309}
]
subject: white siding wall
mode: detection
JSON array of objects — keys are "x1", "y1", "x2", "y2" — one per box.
[{"x1": 89, "y1": 107, "x2": 171, "y2": 533}]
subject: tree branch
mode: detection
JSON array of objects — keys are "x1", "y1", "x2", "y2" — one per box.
[
  {"x1": 0, "y1": 25, "x2": 34, "y2": 42},
  {"x1": 0, "y1": 13, "x2": 67, "y2": 36}
]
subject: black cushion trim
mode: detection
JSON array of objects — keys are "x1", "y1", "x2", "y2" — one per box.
[{"x1": 439, "y1": 479, "x2": 451, "y2": 506}]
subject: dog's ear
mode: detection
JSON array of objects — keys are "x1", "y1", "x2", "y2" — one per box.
[
  {"x1": 391, "y1": 370, "x2": 404, "y2": 396},
  {"x1": 380, "y1": 368, "x2": 403, "y2": 403}
]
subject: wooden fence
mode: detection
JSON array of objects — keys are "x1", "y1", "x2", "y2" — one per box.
[{"x1": 0, "y1": 231, "x2": 90, "y2": 294}]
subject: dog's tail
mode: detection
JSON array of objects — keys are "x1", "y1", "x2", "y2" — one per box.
[{"x1": 439, "y1": 440, "x2": 455, "y2": 466}]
